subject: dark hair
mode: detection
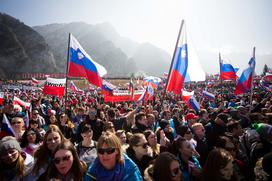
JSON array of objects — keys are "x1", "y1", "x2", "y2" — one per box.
[
  {"x1": 153, "y1": 152, "x2": 180, "y2": 181},
  {"x1": 173, "y1": 137, "x2": 187, "y2": 155},
  {"x1": 20, "y1": 128, "x2": 42, "y2": 148},
  {"x1": 202, "y1": 148, "x2": 233, "y2": 181},
  {"x1": 107, "y1": 108, "x2": 115, "y2": 119},
  {"x1": 46, "y1": 140, "x2": 86, "y2": 181},
  {"x1": 227, "y1": 121, "x2": 241, "y2": 132},
  {"x1": 81, "y1": 124, "x2": 92, "y2": 133},
  {"x1": 135, "y1": 112, "x2": 146, "y2": 123}
]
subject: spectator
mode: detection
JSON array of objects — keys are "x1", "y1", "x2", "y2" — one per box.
[
  {"x1": 126, "y1": 133, "x2": 154, "y2": 175},
  {"x1": 0, "y1": 136, "x2": 34, "y2": 181},
  {"x1": 46, "y1": 140, "x2": 87, "y2": 181},
  {"x1": 201, "y1": 148, "x2": 234, "y2": 181},
  {"x1": 20, "y1": 128, "x2": 42, "y2": 156},
  {"x1": 76, "y1": 124, "x2": 97, "y2": 167},
  {"x1": 84, "y1": 131, "x2": 142, "y2": 180}
]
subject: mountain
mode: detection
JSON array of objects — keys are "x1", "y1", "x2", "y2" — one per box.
[
  {"x1": 34, "y1": 22, "x2": 171, "y2": 77},
  {"x1": 0, "y1": 13, "x2": 57, "y2": 79},
  {"x1": 0, "y1": 12, "x2": 171, "y2": 78}
]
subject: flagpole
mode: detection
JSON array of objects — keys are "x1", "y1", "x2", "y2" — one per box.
[
  {"x1": 219, "y1": 53, "x2": 223, "y2": 95},
  {"x1": 64, "y1": 33, "x2": 71, "y2": 111},
  {"x1": 164, "y1": 19, "x2": 185, "y2": 98},
  {"x1": 249, "y1": 47, "x2": 256, "y2": 111}
]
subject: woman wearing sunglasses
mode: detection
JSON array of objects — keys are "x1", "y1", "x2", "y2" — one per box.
[
  {"x1": 126, "y1": 133, "x2": 154, "y2": 176},
  {"x1": 20, "y1": 128, "x2": 42, "y2": 156},
  {"x1": 25, "y1": 125, "x2": 67, "y2": 180},
  {"x1": 46, "y1": 140, "x2": 87, "y2": 181},
  {"x1": 84, "y1": 131, "x2": 142, "y2": 181},
  {"x1": 174, "y1": 137, "x2": 202, "y2": 181},
  {"x1": 145, "y1": 152, "x2": 182, "y2": 181}
]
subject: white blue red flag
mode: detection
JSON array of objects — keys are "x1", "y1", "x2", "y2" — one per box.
[
  {"x1": 235, "y1": 48, "x2": 256, "y2": 95},
  {"x1": 219, "y1": 53, "x2": 237, "y2": 81},
  {"x1": 68, "y1": 34, "x2": 107, "y2": 88},
  {"x1": 182, "y1": 90, "x2": 200, "y2": 112},
  {"x1": 166, "y1": 20, "x2": 188, "y2": 94},
  {"x1": 2, "y1": 113, "x2": 15, "y2": 136},
  {"x1": 143, "y1": 76, "x2": 162, "y2": 88},
  {"x1": 202, "y1": 90, "x2": 215, "y2": 100}
]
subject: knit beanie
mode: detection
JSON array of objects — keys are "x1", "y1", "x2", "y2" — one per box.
[
  {"x1": 0, "y1": 136, "x2": 21, "y2": 156},
  {"x1": 253, "y1": 123, "x2": 272, "y2": 141}
]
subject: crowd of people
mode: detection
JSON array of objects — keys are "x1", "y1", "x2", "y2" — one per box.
[{"x1": 0, "y1": 79, "x2": 271, "y2": 181}]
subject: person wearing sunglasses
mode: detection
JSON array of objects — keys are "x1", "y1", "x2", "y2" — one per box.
[
  {"x1": 46, "y1": 140, "x2": 87, "y2": 181},
  {"x1": 145, "y1": 152, "x2": 182, "y2": 181},
  {"x1": 10, "y1": 117, "x2": 25, "y2": 142},
  {"x1": 84, "y1": 131, "x2": 142, "y2": 181},
  {"x1": 29, "y1": 119, "x2": 46, "y2": 137},
  {"x1": 0, "y1": 136, "x2": 34, "y2": 181},
  {"x1": 126, "y1": 133, "x2": 154, "y2": 176},
  {"x1": 25, "y1": 125, "x2": 67, "y2": 180},
  {"x1": 174, "y1": 137, "x2": 202, "y2": 181},
  {"x1": 20, "y1": 128, "x2": 42, "y2": 156}
]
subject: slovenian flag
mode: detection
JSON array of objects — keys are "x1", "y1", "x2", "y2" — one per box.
[
  {"x1": 102, "y1": 80, "x2": 117, "y2": 95},
  {"x1": 219, "y1": 53, "x2": 237, "y2": 81},
  {"x1": 202, "y1": 90, "x2": 215, "y2": 100},
  {"x1": 235, "y1": 48, "x2": 256, "y2": 95},
  {"x1": 2, "y1": 113, "x2": 15, "y2": 136},
  {"x1": 182, "y1": 90, "x2": 200, "y2": 112},
  {"x1": 166, "y1": 20, "x2": 188, "y2": 94},
  {"x1": 68, "y1": 34, "x2": 107, "y2": 88}
]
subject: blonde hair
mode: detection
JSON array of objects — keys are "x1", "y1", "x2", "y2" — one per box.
[{"x1": 97, "y1": 131, "x2": 124, "y2": 164}]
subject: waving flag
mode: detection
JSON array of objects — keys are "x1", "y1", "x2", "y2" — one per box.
[
  {"x1": 13, "y1": 96, "x2": 31, "y2": 109},
  {"x1": 202, "y1": 90, "x2": 215, "y2": 100},
  {"x1": 143, "y1": 76, "x2": 162, "y2": 88},
  {"x1": 136, "y1": 88, "x2": 147, "y2": 105},
  {"x1": 219, "y1": 53, "x2": 237, "y2": 81},
  {"x1": 2, "y1": 114, "x2": 15, "y2": 136},
  {"x1": 31, "y1": 77, "x2": 39, "y2": 85},
  {"x1": 102, "y1": 80, "x2": 117, "y2": 95},
  {"x1": 147, "y1": 83, "x2": 154, "y2": 99},
  {"x1": 182, "y1": 90, "x2": 200, "y2": 112},
  {"x1": 235, "y1": 48, "x2": 256, "y2": 95},
  {"x1": 68, "y1": 34, "x2": 107, "y2": 88},
  {"x1": 166, "y1": 20, "x2": 188, "y2": 94}
]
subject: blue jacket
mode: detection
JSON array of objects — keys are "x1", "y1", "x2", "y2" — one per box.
[{"x1": 84, "y1": 154, "x2": 143, "y2": 181}]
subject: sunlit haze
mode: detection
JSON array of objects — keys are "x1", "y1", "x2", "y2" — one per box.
[{"x1": 1, "y1": 0, "x2": 271, "y2": 75}]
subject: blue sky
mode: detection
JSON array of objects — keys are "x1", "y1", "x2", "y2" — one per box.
[{"x1": 1, "y1": 0, "x2": 272, "y2": 75}]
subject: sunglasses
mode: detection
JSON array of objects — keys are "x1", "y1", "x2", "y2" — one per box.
[
  {"x1": 11, "y1": 121, "x2": 22, "y2": 125},
  {"x1": 136, "y1": 142, "x2": 149, "y2": 149},
  {"x1": 97, "y1": 148, "x2": 116, "y2": 155},
  {"x1": 30, "y1": 121, "x2": 38, "y2": 124},
  {"x1": 171, "y1": 167, "x2": 181, "y2": 177},
  {"x1": 53, "y1": 155, "x2": 72, "y2": 164}
]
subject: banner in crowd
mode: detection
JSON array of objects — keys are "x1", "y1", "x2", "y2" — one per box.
[
  {"x1": 104, "y1": 89, "x2": 153, "y2": 102},
  {"x1": 43, "y1": 78, "x2": 66, "y2": 97}
]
